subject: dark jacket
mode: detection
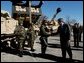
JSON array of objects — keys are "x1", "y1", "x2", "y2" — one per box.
[
  {"x1": 40, "y1": 25, "x2": 50, "y2": 37},
  {"x1": 73, "y1": 25, "x2": 79, "y2": 34},
  {"x1": 56, "y1": 24, "x2": 70, "y2": 41}
]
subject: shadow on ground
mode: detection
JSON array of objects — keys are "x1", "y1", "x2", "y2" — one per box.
[
  {"x1": 31, "y1": 53, "x2": 83, "y2": 63},
  {"x1": 36, "y1": 42, "x2": 83, "y2": 51},
  {"x1": 1, "y1": 47, "x2": 83, "y2": 63},
  {"x1": 50, "y1": 38, "x2": 60, "y2": 41},
  {"x1": 1, "y1": 47, "x2": 31, "y2": 56},
  {"x1": 71, "y1": 46, "x2": 83, "y2": 51},
  {"x1": 48, "y1": 43, "x2": 61, "y2": 48}
]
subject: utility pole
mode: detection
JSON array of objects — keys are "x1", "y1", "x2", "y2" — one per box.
[{"x1": 29, "y1": 1, "x2": 32, "y2": 24}]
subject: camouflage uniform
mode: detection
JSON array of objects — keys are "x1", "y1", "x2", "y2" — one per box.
[
  {"x1": 26, "y1": 24, "x2": 35, "y2": 51},
  {"x1": 40, "y1": 24, "x2": 50, "y2": 54},
  {"x1": 14, "y1": 19, "x2": 26, "y2": 57}
]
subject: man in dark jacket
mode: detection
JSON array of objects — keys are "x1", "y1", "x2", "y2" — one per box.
[
  {"x1": 73, "y1": 23, "x2": 80, "y2": 47},
  {"x1": 79, "y1": 25, "x2": 83, "y2": 42},
  {"x1": 56, "y1": 18, "x2": 72, "y2": 59},
  {"x1": 40, "y1": 20, "x2": 51, "y2": 54}
]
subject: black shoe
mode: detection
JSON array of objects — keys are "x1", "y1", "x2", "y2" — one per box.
[
  {"x1": 18, "y1": 53, "x2": 23, "y2": 57},
  {"x1": 61, "y1": 57, "x2": 66, "y2": 63},
  {"x1": 69, "y1": 58, "x2": 73, "y2": 62},
  {"x1": 19, "y1": 54, "x2": 23, "y2": 57},
  {"x1": 30, "y1": 49, "x2": 35, "y2": 52},
  {"x1": 41, "y1": 52, "x2": 45, "y2": 54},
  {"x1": 41, "y1": 53, "x2": 45, "y2": 55},
  {"x1": 18, "y1": 52, "x2": 23, "y2": 57},
  {"x1": 73, "y1": 46, "x2": 76, "y2": 47}
]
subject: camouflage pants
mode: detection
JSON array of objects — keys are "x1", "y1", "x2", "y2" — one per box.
[
  {"x1": 26, "y1": 34, "x2": 34, "y2": 49},
  {"x1": 27, "y1": 39, "x2": 34, "y2": 49},
  {"x1": 17, "y1": 39, "x2": 24, "y2": 52},
  {"x1": 40, "y1": 37, "x2": 48, "y2": 54},
  {"x1": 30, "y1": 40, "x2": 34, "y2": 50}
]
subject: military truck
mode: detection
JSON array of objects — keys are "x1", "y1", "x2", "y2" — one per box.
[
  {"x1": 1, "y1": 15, "x2": 18, "y2": 49},
  {"x1": 1, "y1": 1, "x2": 45, "y2": 49},
  {"x1": 12, "y1": 1, "x2": 45, "y2": 36}
]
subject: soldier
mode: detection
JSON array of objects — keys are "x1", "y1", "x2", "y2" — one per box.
[
  {"x1": 14, "y1": 18, "x2": 26, "y2": 57},
  {"x1": 79, "y1": 25, "x2": 83, "y2": 42},
  {"x1": 73, "y1": 23, "x2": 79, "y2": 47},
  {"x1": 39, "y1": 20, "x2": 51, "y2": 54},
  {"x1": 26, "y1": 23, "x2": 35, "y2": 51},
  {"x1": 77, "y1": 23, "x2": 80, "y2": 47},
  {"x1": 55, "y1": 18, "x2": 72, "y2": 60}
]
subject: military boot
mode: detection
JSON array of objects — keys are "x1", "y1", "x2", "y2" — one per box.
[{"x1": 18, "y1": 51, "x2": 23, "y2": 57}]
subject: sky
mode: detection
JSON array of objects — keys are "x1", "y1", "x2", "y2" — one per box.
[{"x1": 1, "y1": 1, "x2": 83, "y2": 25}]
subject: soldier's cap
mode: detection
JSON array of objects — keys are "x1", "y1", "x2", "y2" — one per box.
[
  {"x1": 74, "y1": 23, "x2": 78, "y2": 25},
  {"x1": 58, "y1": 18, "x2": 64, "y2": 23},
  {"x1": 42, "y1": 20, "x2": 48, "y2": 25},
  {"x1": 43, "y1": 19, "x2": 47, "y2": 23}
]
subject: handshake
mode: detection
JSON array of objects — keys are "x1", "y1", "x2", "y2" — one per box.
[{"x1": 47, "y1": 31, "x2": 53, "y2": 36}]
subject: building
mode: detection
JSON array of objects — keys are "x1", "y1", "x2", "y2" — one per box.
[{"x1": 11, "y1": 1, "x2": 43, "y2": 28}]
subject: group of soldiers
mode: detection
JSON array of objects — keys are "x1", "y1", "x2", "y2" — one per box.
[
  {"x1": 14, "y1": 17, "x2": 35, "y2": 57},
  {"x1": 12, "y1": 16, "x2": 83, "y2": 60},
  {"x1": 39, "y1": 18, "x2": 83, "y2": 60},
  {"x1": 73, "y1": 23, "x2": 83, "y2": 47}
]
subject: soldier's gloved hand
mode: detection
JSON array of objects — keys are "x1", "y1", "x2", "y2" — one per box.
[{"x1": 48, "y1": 32, "x2": 51, "y2": 36}]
